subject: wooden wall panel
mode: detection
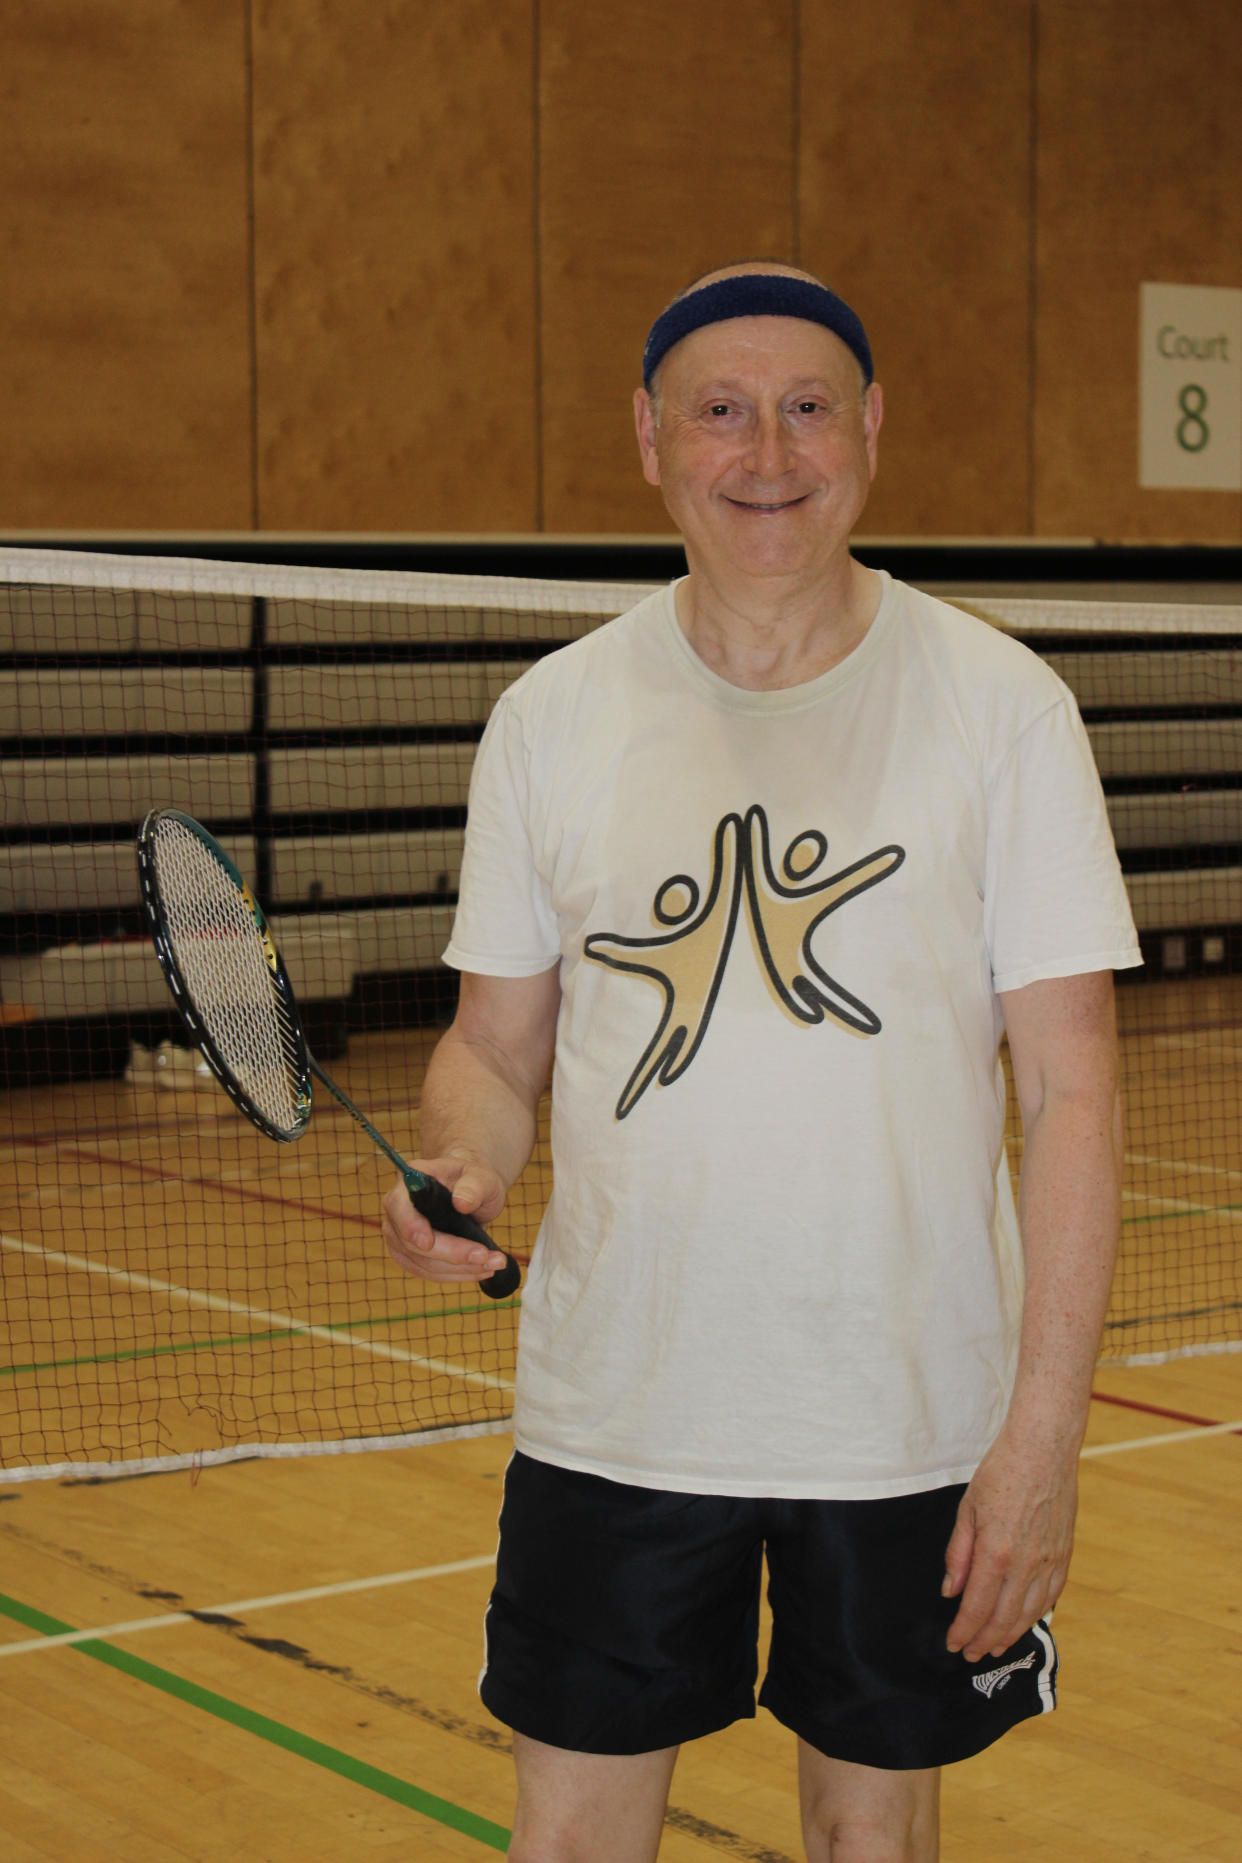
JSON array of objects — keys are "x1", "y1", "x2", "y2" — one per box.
[
  {"x1": 0, "y1": 2, "x2": 252, "y2": 530},
  {"x1": 6, "y1": 5, "x2": 1241, "y2": 543},
  {"x1": 799, "y1": 0, "x2": 1034, "y2": 539},
  {"x1": 538, "y1": 0, "x2": 796, "y2": 535},
  {"x1": 252, "y1": 0, "x2": 537, "y2": 533},
  {"x1": 1034, "y1": 0, "x2": 1242, "y2": 542}
]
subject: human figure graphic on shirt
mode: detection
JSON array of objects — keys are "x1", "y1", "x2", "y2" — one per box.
[{"x1": 584, "y1": 804, "x2": 905, "y2": 1115}]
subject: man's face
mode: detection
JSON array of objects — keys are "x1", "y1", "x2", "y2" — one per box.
[{"x1": 634, "y1": 315, "x2": 882, "y2": 586}]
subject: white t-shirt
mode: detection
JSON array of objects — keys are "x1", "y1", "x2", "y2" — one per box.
[{"x1": 444, "y1": 574, "x2": 1141, "y2": 1498}]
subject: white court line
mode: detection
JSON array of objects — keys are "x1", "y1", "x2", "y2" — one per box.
[
  {"x1": 0, "y1": 1553, "x2": 497, "y2": 1660},
  {"x1": 1144, "y1": 1031, "x2": 1242, "y2": 1056},
  {"x1": 1082, "y1": 1418, "x2": 1242, "y2": 1457},
  {"x1": 0, "y1": 1232, "x2": 513, "y2": 1394},
  {"x1": 1126, "y1": 1150, "x2": 1242, "y2": 1188}
]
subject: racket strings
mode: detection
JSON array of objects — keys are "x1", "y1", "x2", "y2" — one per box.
[{"x1": 152, "y1": 818, "x2": 307, "y2": 1136}]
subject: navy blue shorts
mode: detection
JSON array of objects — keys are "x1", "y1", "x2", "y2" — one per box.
[{"x1": 479, "y1": 1452, "x2": 1057, "y2": 1768}]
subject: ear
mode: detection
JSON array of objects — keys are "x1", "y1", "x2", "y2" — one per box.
[
  {"x1": 863, "y1": 381, "x2": 883, "y2": 482},
  {"x1": 634, "y1": 387, "x2": 662, "y2": 487}
]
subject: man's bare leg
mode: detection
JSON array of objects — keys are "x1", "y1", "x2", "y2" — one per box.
[
  {"x1": 507, "y1": 1733, "x2": 680, "y2": 1863},
  {"x1": 798, "y1": 1744, "x2": 940, "y2": 1863}
]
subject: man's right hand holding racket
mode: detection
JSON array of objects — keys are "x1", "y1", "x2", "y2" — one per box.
[
  {"x1": 382, "y1": 1150, "x2": 513, "y2": 1286},
  {"x1": 382, "y1": 967, "x2": 561, "y2": 1288}
]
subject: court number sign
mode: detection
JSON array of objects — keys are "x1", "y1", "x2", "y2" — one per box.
[{"x1": 1140, "y1": 283, "x2": 1242, "y2": 490}]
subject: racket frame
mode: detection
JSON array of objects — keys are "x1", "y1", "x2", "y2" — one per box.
[
  {"x1": 136, "y1": 808, "x2": 522, "y2": 1300},
  {"x1": 137, "y1": 809, "x2": 313, "y2": 1143}
]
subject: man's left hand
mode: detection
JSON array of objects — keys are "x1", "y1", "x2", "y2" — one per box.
[{"x1": 941, "y1": 1429, "x2": 1078, "y2": 1662}]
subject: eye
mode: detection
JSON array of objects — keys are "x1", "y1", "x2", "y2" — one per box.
[{"x1": 707, "y1": 403, "x2": 733, "y2": 418}]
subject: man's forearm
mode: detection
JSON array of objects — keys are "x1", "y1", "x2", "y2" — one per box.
[
  {"x1": 418, "y1": 1023, "x2": 543, "y2": 1192},
  {"x1": 414, "y1": 968, "x2": 560, "y2": 1197},
  {"x1": 1005, "y1": 1082, "x2": 1123, "y2": 1453},
  {"x1": 942, "y1": 986, "x2": 1123, "y2": 1658}
]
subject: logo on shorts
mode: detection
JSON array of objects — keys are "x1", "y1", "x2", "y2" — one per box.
[{"x1": 971, "y1": 1652, "x2": 1037, "y2": 1700}]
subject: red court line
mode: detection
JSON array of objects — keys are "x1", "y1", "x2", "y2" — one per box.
[
  {"x1": 1090, "y1": 1389, "x2": 1242, "y2": 1435},
  {"x1": 4, "y1": 1090, "x2": 423, "y2": 1151},
  {"x1": 28, "y1": 1135, "x2": 377, "y2": 1229},
  {"x1": 20, "y1": 1135, "x2": 532, "y2": 1267},
  {"x1": 7, "y1": 1114, "x2": 211, "y2": 1146}
]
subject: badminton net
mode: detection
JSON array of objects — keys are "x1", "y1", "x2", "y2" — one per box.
[{"x1": 0, "y1": 547, "x2": 1239, "y2": 1481}]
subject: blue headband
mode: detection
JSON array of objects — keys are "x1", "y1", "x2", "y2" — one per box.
[{"x1": 642, "y1": 273, "x2": 873, "y2": 390}]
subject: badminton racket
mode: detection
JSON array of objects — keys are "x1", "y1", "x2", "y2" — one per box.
[{"x1": 136, "y1": 808, "x2": 521, "y2": 1299}]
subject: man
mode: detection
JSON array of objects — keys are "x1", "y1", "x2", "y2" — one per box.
[{"x1": 382, "y1": 261, "x2": 1141, "y2": 1861}]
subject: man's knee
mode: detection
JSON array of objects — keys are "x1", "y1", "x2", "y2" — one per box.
[
  {"x1": 802, "y1": 1812, "x2": 931, "y2": 1863},
  {"x1": 798, "y1": 1747, "x2": 940, "y2": 1863}
]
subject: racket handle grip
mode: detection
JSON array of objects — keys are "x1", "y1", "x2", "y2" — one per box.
[{"x1": 409, "y1": 1175, "x2": 522, "y2": 1301}]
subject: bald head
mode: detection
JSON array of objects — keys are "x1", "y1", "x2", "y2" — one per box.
[{"x1": 673, "y1": 258, "x2": 826, "y2": 295}]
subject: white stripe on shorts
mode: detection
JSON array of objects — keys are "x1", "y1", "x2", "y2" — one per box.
[{"x1": 1031, "y1": 1616, "x2": 1057, "y2": 1713}]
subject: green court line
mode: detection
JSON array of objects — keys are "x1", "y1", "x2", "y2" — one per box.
[
  {"x1": 1105, "y1": 1294, "x2": 1242, "y2": 1332},
  {"x1": 2, "y1": 1331, "x2": 298, "y2": 1379},
  {"x1": 0, "y1": 1589, "x2": 509, "y2": 1852},
  {"x1": 0, "y1": 1296, "x2": 520, "y2": 1381},
  {"x1": 1123, "y1": 1199, "x2": 1242, "y2": 1227},
  {"x1": 331, "y1": 1298, "x2": 521, "y2": 1331}
]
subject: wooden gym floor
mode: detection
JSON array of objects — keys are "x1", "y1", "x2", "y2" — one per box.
[{"x1": 0, "y1": 984, "x2": 1240, "y2": 1859}]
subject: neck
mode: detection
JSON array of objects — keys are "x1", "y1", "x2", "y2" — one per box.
[{"x1": 674, "y1": 554, "x2": 882, "y2": 691}]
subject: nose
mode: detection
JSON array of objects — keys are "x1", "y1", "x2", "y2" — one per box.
[{"x1": 742, "y1": 408, "x2": 795, "y2": 480}]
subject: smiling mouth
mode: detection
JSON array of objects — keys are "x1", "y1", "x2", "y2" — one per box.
[{"x1": 726, "y1": 494, "x2": 808, "y2": 513}]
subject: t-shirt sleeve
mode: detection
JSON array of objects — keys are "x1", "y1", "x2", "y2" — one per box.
[
  {"x1": 442, "y1": 690, "x2": 562, "y2": 977},
  {"x1": 985, "y1": 689, "x2": 1142, "y2": 993}
]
